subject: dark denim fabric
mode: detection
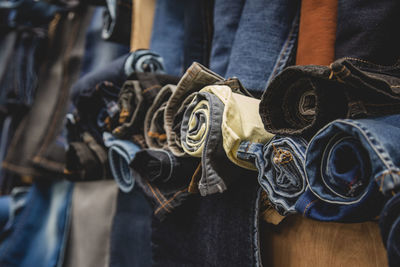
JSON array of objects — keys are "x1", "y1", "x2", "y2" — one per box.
[
  {"x1": 0, "y1": 187, "x2": 29, "y2": 232},
  {"x1": 380, "y1": 193, "x2": 400, "y2": 267},
  {"x1": 237, "y1": 136, "x2": 307, "y2": 215},
  {"x1": 150, "y1": 0, "x2": 213, "y2": 76},
  {"x1": 130, "y1": 148, "x2": 199, "y2": 220},
  {"x1": 151, "y1": 178, "x2": 262, "y2": 267},
  {"x1": 3, "y1": 7, "x2": 92, "y2": 178},
  {"x1": 335, "y1": 0, "x2": 400, "y2": 65},
  {"x1": 260, "y1": 57, "x2": 400, "y2": 138},
  {"x1": 0, "y1": 196, "x2": 9, "y2": 230},
  {"x1": 0, "y1": 181, "x2": 73, "y2": 267},
  {"x1": 109, "y1": 187, "x2": 152, "y2": 267},
  {"x1": 296, "y1": 115, "x2": 400, "y2": 222},
  {"x1": 80, "y1": 7, "x2": 129, "y2": 77},
  {"x1": 223, "y1": 0, "x2": 300, "y2": 94},
  {"x1": 101, "y1": 0, "x2": 132, "y2": 46}
]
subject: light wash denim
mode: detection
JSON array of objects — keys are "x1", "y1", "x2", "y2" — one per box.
[
  {"x1": 223, "y1": 0, "x2": 300, "y2": 93},
  {"x1": 0, "y1": 181, "x2": 73, "y2": 267},
  {"x1": 103, "y1": 132, "x2": 141, "y2": 193},
  {"x1": 237, "y1": 136, "x2": 307, "y2": 215},
  {"x1": 297, "y1": 115, "x2": 400, "y2": 222}
]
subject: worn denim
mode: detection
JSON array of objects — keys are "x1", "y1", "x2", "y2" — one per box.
[
  {"x1": 237, "y1": 136, "x2": 307, "y2": 215},
  {"x1": 130, "y1": 148, "x2": 199, "y2": 220},
  {"x1": 224, "y1": 0, "x2": 300, "y2": 94},
  {"x1": 335, "y1": 0, "x2": 400, "y2": 65},
  {"x1": 152, "y1": 178, "x2": 262, "y2": 267},
  {"x1": 104, "y1": 132, "x2": 141, "y2": 193},
  {"x1": 144, "y1": 85, "x2": 176, "y2": 149},
  {"x1": 297, "y1": 115, "x2": 400, "y2": 222},
  {"x1": 260, "y1": 57, "x2": 400, "y2": 138},
  {"x1": 0, "y1": 181, "x2": 73, "y2": 267},
  {"x1": 109, "y1": 187, "x2": 152, "y2": 267},
  {"x1": 0, "y1": 187, "x2": 29, "y2": 232},
  {"x1": 164, "y1": 62, "x2": 223, "y2": 156}
]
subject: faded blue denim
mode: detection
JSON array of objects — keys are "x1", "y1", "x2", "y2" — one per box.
[
  {"x1": 237, "y1": 136, "x2": 307, "y2": 215},
  {"x1": 103, "y1": 132, "x2": 140, "y2": 193},
  {"x1": 223, "y1": 0, "x2": 300, "y2": 94},
  {"x1": 0, "y1": 181, "x2": 73, "y2": 267},
  {"x1": 297, "y1": 115, "x2": 400, "y2": 222}
]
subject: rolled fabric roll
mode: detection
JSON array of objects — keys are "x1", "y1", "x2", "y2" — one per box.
[
  {"x1": 181, "y1": 85, "x2": 268, "y2": 196},
  {"x1": 164, "y1": 62, "x2": 223, "y2": 156},
  {"x1": 297, "y1": 114, "x2": 400, "y2": 222},
  {"x1": 259, "y1": 57, "x2": 400, "y2": 138},
  {"x1": 130, "y1": 148, "x2": 199, "y2": 220},
  {"x1": 144, "y1": 85, "x2": 176, "y2": 149},
  {"x1": 103, "y1": 132, "x2": 140, "y2": 192},
  {"x1": 102, "y1": 0, "x2": 132, "y2": 45},
  {"x1": 263, "y1": 136, "x2": 307, "y2": 214}
]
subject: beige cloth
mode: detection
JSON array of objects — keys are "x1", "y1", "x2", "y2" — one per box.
[
  {"x1": 63, "y1": 181, "x2": 118, "y2": 267},
  {"x1": 130, "y1": 0, "x2": 156, "y2": 51}
]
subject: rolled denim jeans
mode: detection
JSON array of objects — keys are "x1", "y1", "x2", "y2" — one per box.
[
  {"x1": 104, "y1": 132, "x2": 140, "y2": 192},
  {"x1": 102, "y1": 0, "x2": 132, "y2": 46},
  {"x1": 181, "y1": 88, "x2": 261, "y2": 196},
  {"x1": 298, "y1": 115, "x2": 400, "y2": 222},
  {"x1": 130, "y1": 148, "x2": 199, "y2": 220},
  {"x1": 260, "y1": 57, "x2": 400, "y2": 138},
  {"x1": 144, "y1": 84, "x2": 176, "y2": 149},
  {"x1": 237, "y1": 136, "x2": 307, "y2": 215},
  {"x1": 164, "y1": 62, "x2": 223, "y2": 156}
]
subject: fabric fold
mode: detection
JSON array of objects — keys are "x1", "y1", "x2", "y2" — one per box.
[
  {"x1": 260, "y1": 57, "x2": 400, "y2": 138},
  {"x1": 104, "y1": 132, "x2": 140, "y2": 193},
  {"x1": 144, "y1": 84, "x2": 176, "y2": 149},
  {"x1": 237, "y1": 136, "x2": 307, "y2": 215},
  {"x1": 130, "y1": 148, "x2": 199, "y2": 220},
  {"x1": 297, "y1": 115, "x2": 400, "y2": 222}
]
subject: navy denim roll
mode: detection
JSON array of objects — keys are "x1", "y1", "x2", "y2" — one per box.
[
  {"x1": 237, "y1": 136, "x2": 307, "y2": 215},
  {"x1": 297, "y1": 115, "x2": 400, "y2": 222}
]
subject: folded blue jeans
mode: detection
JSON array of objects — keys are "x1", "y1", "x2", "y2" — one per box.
[
  {"x1": 104, "y1": 132, "x2": 141, "y2": 193},
  {"x1": 297, "y1": 115, "x2": 400, "y2": 222},
  {"x1": 237, "y1": 136, "x2": 307, "y2": 215}
]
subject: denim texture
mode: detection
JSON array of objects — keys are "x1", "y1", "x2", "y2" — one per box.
[
  {"x1": 0, "y1": 187, "x2": 29, "y2": 232},
  {"x1": 0, "y1": 181, "x2": 73, "y2": 267},
  {"x1": 297, "y1": 115, "x2": 400, "y2": 222},
  {"x1": 144, "y1": 85, "x2": 176, "y2": 149},
  {"x1": 223, "y1": 0, "x2": 300, "y2": 94},
  {"x1": 102, "y1": 0, "x2": 132, "y2": 46},
  {"x1": 237, "y1": 136, "x2": 307, "y2": 215},
  {"x1": 130, "y1": 148, "x2": 199, "y2": 220},
  {"x1": 150, "y1": 0, "x2": 213, "y2": 76},
  {"x1": 151, "y1": 177, "x2": 262, "y2": 267},
  {"x1": 104, "y1": 132, "x2": 141, "y2": 193},
  {"x1": 335, "y1": 0, "x2": 400, "y2": 65},
  {"x1": 109, "y1": 187, "x2": 152, "y2": 267},
  {"x1": 260, "y1": 57, "x2": 400, "y2": 138}
]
